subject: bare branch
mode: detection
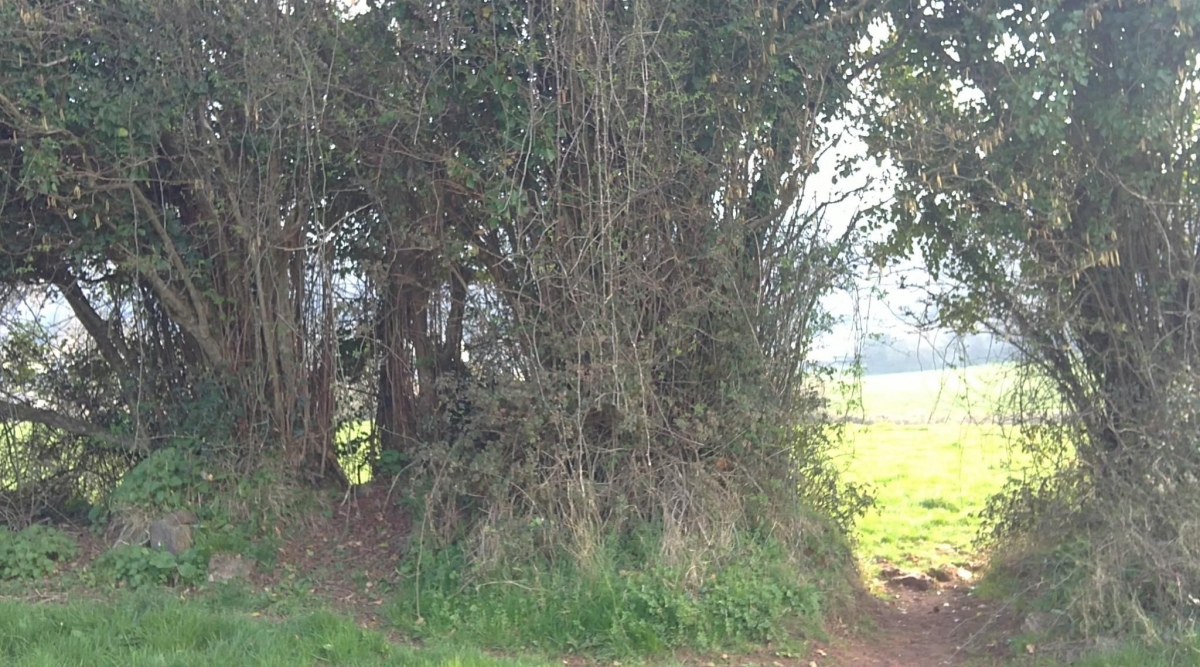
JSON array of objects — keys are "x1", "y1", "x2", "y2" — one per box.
[{"x1": 0, "y1": 398, "x2": 135, "y2": 451}]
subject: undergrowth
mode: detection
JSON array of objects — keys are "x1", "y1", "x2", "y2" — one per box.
[
  {"x1": 389, "y1": 529, "x2": 843, "y2": 657},
  {"x1": 0, "y1": 525, "x2": 78, "y2": 580},
  {"x1": 92, "y1": 545, "x2": 208, "y2": 589}
]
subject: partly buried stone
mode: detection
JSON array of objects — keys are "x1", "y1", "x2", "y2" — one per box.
[
  {"x1": 888, "y1": 572, "x2": 934, "y2": 592},
  {"x1": 148, "y1": 510, "x2": 196, "y2": 555},
  {"x1": 927, "y1": 565, "x2": 956, "y2": 583},
  {"x1": 207, "y1": 553, "x2": 253, "y2": 583},
  {"x1": 1021, "y1": 611, "x2": 1063, "y2": 636}
]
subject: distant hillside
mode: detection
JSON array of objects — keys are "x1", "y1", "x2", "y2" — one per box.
[{"x1": 821, "y1": 331, "x2": 1016, "y2": 376}]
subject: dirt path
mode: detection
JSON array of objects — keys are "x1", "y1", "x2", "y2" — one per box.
[{"x1": 810, "y1": 583, "x2": 1016, "y2": 667}]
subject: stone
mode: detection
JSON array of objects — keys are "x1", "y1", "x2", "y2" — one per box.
[
  {"x1": 1021, "y1": 611, "x2": 1060, "y2": 635},
  {"x1": 148, "y1": 510, "x2": 196, "y2": 555},
  {"x1": 889, "y1": 573, "x2": 933, "y2": 591},
  {"x1": 927, "y1": 565, "x2": 955, "y2": 582},
  {"x1": 207, "y1": 553, "x2": 253, "y2": 583}
]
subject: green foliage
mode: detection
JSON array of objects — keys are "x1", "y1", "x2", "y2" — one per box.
[
  {"x1": 109, "y1": 447, "x2": 213, "y2": 513},
  {"x1": 0, "y1": 525, "x2": 79, "y2": 580},
  {"x1": 195, "y1": 525, "x2": 277, "y2": 569},
  {"x1": 93, "y1": 545, "x2": 207, "y2": 589},
  {"x1": 389, "y1": 536, "x2": 824, "y2": 656},
  {"x1": 0, "y1": 590, "x2": 544, "y2": 667},
  {"x1": 0, "y1": 2, "x2": 869, "y2": 649},
  {"x1": 869, "y1": 0, "x2": 1200, "y2": 638}
]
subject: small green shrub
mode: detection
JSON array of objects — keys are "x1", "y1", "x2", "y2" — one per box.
[
  {"x1": 917, "y1": 497, "x2": 960, "y2": 512},
  {"x1": 195, "y1": 523, "x2": 277, "y2": 568},
  {"x1": 93, "y1": 545, "x2": 207, "y2": 588},
  {"x1": 109, "y1": 446, "x2": 215, "y2": 513},
  {"x1": 0, "y1": 525, "x2": 79, "y2": 579}
]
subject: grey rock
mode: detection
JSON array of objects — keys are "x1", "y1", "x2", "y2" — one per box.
[
  {"x1": 207, "y1": 553, "x2": 253, "y2": 583},
  {"x1": 1021, "y1": 611, "x2": 1061, "y2": 635},
  {"x1": 148, "y1": 510, "x2": 196, "y2": 555}
]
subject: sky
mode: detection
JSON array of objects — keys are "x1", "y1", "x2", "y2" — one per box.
[{"x1": 802, "y1": 118, "x2": 1001, "y2": 373}]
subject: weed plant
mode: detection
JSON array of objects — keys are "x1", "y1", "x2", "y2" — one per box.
[
  {"x1": 0, "y1": 525, "x2": 78, "y2": 579},
  {"x1": 388, "y1": 532, "x2": 831, "y2": 657},
  {"x1": 92, "y1": 544, "x2": 208, "y2": 588}
]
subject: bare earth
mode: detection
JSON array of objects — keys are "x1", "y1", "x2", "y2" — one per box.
[{"x1": 811, "y1": 584, "x2": 1017, "y2": 667}]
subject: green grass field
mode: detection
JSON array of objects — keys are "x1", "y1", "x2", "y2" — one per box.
[
  {"x1": 837, "y1": 422, "x2": 1018, "y2": 568},
  {"x1": 830, "y1": 363, "x2": 1019, "y2": 424},
  {"x1": 833, "y1": 364, "x2": 1028, "y2": 571}
]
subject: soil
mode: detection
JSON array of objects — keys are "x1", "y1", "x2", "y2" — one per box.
[
  {"x1": 810, "y1": 583, "x2": 1019, "y2": 667},
  {"x1": 263, "y1": 483, "x2": 413, "y2": 630}
]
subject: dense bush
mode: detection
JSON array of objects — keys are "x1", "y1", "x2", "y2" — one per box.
[
  {"x1": 868, "y1": 0, "x2": 1200, "y2": 639},
  {"x1": 0, "y1": 0, "x2": 872, "y2": 592}
]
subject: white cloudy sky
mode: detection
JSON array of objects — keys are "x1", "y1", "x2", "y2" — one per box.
[{"x1": 801, "y1": 119, "x2": 966, "y2": 368}]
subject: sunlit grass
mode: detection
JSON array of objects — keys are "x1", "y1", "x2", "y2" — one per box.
[
  {"x1": 337, "y1": 420, "x2": 374, "y2": 485},
  {"x1": 837, "y1": 422, "x2": 1024, "y2": 570},
  {"x1": 0, "y1": 589, "x2": 549, "y2": 667},
  {"x1": 832, "y1": 364, "x2": 1032, "y2": 572}
]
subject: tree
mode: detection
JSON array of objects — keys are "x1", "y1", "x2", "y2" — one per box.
[
  {"x1": 870, "y1": 0, "x2": 1200, "y2": 632},
  {"x1": 0, "y1": 0, "x2": 355, "y2": 478},
  {"x1": 0, "y1": 0, "x2": 875, "y2": 571}
]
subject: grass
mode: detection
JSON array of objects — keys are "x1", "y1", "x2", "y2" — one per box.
[
  {"x1": 838, "y1": 422, "x2": 1021, "y2": 570},
  {"x1": 0, "y1": 588, "x2": 549, "y2": 667},
  {"x1": 829, "y1": 363, "x2": 1019, "y2": 424},
  {"x1": 1041, "y1": 641, "x2": 1200, "y2": 666},
  {"x1": 832, "y1": 365, "x2": 1200, "y2": 663},
  {"x1": 832, "y1": 364, "x2": 1029, "y2": 572},
  {"x1": 388, "y1": 537, "x2": 828, "y2": 657}
]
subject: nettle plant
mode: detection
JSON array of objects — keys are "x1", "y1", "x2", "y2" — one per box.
[
  {"x1": 94, "y1": 544, "x2": 207, "y2": 589},
  {"x1": 107, "y1": 446, "x2": 217, "y2": 514},
  {"x1": 0, "y1": 525, "x2": 80, "y2": 580}
]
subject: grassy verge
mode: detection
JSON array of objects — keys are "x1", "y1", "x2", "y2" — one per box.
[
  {"x1": 1023, "y1": 638, "x2": 1200, "y2": 666},
  {"x1": 0, "y1": 589, "x2": 547, "y2": 667},
  {"x1": 1071, "y1": 646, "x2": 1200, "y2": 667},
  {"x1": 388, "y1": 535, "x2": 838, "y2": 658}
]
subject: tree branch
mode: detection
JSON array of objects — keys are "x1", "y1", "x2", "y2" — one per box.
[
  {"x1": 48, "y1": 269, "x2": 135, "y2": 378},
  {"x1": 0, "y1": 398, "x2": 136, "y2": 451}
]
